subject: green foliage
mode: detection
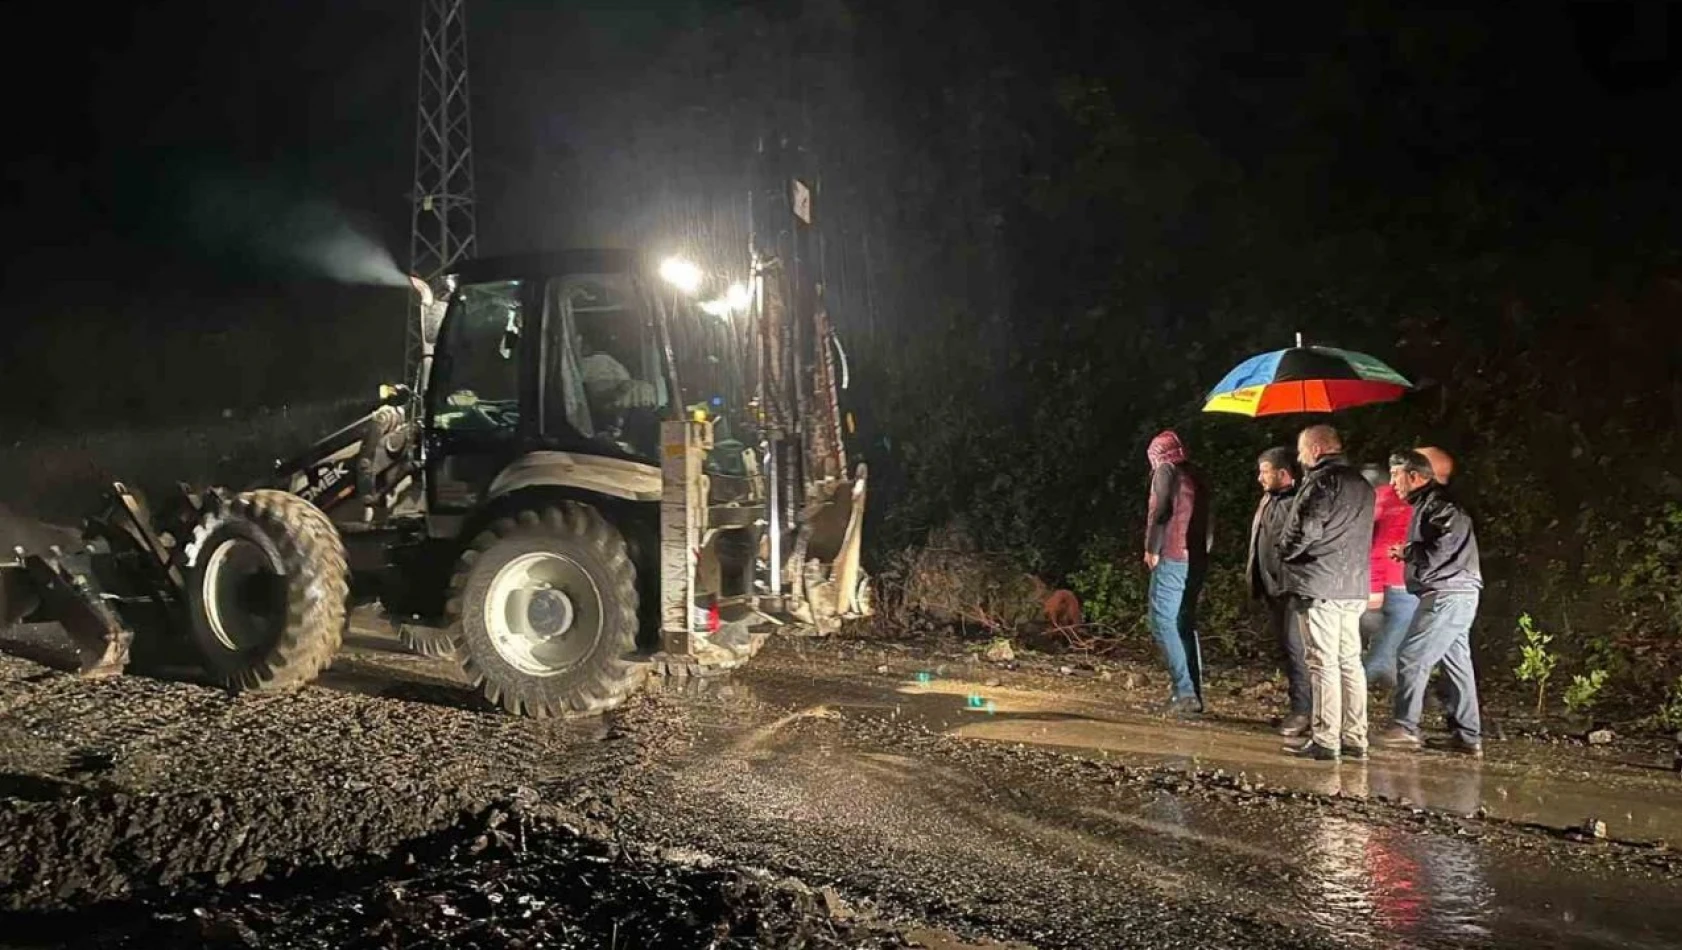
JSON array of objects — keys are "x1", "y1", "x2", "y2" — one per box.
[
  {"x1": 1563, "y1": 669, "x2": 1609, "y2": 714},
  {"x1": 1659, "y1": 677, "x2": 1682, "y2": 733},
  {"x1": 841, "y1": 10, "x2": 1682, "y2": 717},
  {"x1": 1514, "y1": 613, "x2": 1560, "y2": 716},
  {"x1": 1067, "y1": 535, "x2": 1148, "y2": 633},
  {"x1": 1612, "y1": 502, "x2": 1682, "y2": 632},
  {"x1": 1198, "y1": 566, "x2": 1262, "y2": 661},
  {"x1": 1583, "y1": 634, "x2": 1629, "y2": 681}
]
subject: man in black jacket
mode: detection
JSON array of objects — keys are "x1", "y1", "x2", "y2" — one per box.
[
  {"x1": 1376, "y1": 451, "x2": 1485, "y2": 756},
  {"x1": 1278, "y1": 425, "x2": 1374, "y2": 761},
  {"x1": 1247, "y1": 446, "x2": 1309, "y2": 736}
]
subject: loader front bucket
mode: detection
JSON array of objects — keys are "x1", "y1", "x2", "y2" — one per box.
[
  {"x1": 2, "y1": 549, "x2": 133, "y2": 677},
  {"x1": 1, "y1": 560, "x2": 39, "y2": 629}
]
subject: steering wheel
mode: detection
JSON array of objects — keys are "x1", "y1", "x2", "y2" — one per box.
[{"x1": 442, "y1": 391, "x2": 514, "y2": 430}]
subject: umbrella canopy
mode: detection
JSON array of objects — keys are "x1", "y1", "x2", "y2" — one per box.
[{"x1": 1204, "y1": 341, "x2": 1411, "y2": 417}]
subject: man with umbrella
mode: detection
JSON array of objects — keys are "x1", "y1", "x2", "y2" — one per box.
[
  {"x1": 1278, "y1": 425, "x2": 1374, "y2": 760},
  {"x1": 1248, "y1": 447, "x2": 1310, "y2": 736},
  {"x1": 1202, "y1": 336, "x2": 1412, "y2": 755}
]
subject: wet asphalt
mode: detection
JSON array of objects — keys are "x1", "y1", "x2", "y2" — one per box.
[{"x1": 1, "y1": 616, "x2": 1680, "y2": 948}]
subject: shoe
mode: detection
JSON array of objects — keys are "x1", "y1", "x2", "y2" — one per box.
[
  {"x1": 1375, "y1": 724, "x2": 1422, "y2": 750},
  {"x1": 1438, "y1": 735, "x2": 1484, "y2": 758},
  {"x1": 1341, "y1": 744, "x2": 1369, "y2": 760},
  {"x1": 1276, "y1": 712, "x2": 1311, "y2": 737},
  {"x1": 1167, "y1": 695, "x2": 1205, "y2": 718},
  {"x1": 1282, "y1": 737, "x2": 1339, "y2": 760}
]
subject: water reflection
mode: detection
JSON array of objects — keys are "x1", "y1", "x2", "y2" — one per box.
[
  {"x1": 1310, "y1": 812, "x2": 1496, "y2": 941},
  {"x1": 1302, "y1": 758, "x2": 1495, "y2": 944}
]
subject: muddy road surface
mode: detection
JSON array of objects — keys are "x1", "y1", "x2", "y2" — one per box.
[{"x1": 2, "y1": 618, "x2": 1680, "y2": 949}]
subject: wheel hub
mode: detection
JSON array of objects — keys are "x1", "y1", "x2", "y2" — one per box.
[
  {"x1": 201, "y1": 537, "x2": 286, "y2": 653},
  {"x1": 482, "y1": 551, "x2": 602, "y2": 677},
  {"x1": 525, "y1": 587, "x2": 576, "y2": 639}
]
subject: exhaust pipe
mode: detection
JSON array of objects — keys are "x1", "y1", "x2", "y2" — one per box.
[{"x1": 407, "y1": 274, "x2": 435, "y2": 308}]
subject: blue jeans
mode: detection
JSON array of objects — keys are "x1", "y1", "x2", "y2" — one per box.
[
  {"x1": 1393, "y1": 591, "x2": 1482, "y2": 744},
  {"x1": 1362, "y1": 586, "x2": 1421, "y2": 686},
  {"x1": 1148, "y1": 557, "x2": 1204, "y2": 701}
]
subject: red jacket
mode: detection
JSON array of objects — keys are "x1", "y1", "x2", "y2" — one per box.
[{"x1": 1370, "y1": 484, "x2": 1409, "y2": 592}]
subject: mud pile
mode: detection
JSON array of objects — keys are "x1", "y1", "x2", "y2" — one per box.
[
  {"x1": 5, "y1": 809, "x2": 909, "y2": 950},
  {"x1": 0, "y1": 646, "x2": 619, "y2": 912}
]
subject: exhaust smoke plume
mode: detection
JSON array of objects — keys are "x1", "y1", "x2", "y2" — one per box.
[{"x1": 187, "y1": 177, "x2": 410, "y2": 287}]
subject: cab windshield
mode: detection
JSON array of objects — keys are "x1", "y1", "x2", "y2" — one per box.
[{"x1": 428, "y1": 279, "x2": 524, "y2": 433}]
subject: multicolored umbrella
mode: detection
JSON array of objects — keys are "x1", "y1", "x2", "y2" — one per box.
[{"x1": 1204, "y1": 335, "x2": 1412, "y2": 417}]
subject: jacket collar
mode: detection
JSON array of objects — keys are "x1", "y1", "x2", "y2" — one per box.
[
  {"x1": 1405, "y1": 481, "x2": 1444, "y2": 507},
  {"x1": 1307, "y1": 452, "x2": 1345, "y2": 473}
]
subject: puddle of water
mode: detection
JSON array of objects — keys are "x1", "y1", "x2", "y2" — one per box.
[
  {"x1": 870, "y1": 679, "x2": 1682, "y2": 843},
  {"x1": 700, "y1": 695, "x2": 1682, "y2": 950},
  {"x1": 693, "y1": 668, "x2": 1682, "y2": 950}
]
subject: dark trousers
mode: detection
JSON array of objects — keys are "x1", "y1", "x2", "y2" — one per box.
[
  {"x1": 1264, "y1": 592, "x2": 1311, "y2": 715},
  {"x1": 1393, "y1": 591, "x2": 1483, "y2": 743}
]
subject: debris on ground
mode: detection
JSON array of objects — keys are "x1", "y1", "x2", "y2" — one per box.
[
  {"x1": 1587, "y1": 728, "x2": 1615, "y2": 746},
  {"x1": 983, "y1": 640, "x2": 1015, "y2": 663}
]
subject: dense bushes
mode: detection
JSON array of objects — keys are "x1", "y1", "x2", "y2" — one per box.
[{"x1": 847, "y1": 6, "x2": 1682, "y2": 718}]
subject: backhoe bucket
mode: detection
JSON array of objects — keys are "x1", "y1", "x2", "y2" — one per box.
[{"x1": 785, "y1": 464, "x2": 871, "y2": 632}]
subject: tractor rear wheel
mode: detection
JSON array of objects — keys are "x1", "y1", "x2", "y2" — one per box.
[
  {"x1": 185, "y1": 490, "x2": 348, "y2": 691},
  {"x1": 446, "y1": 502, "x2": 645, "y2": 717}
]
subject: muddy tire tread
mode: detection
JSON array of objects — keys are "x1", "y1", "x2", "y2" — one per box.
[
  {"x1": 445, "y1": 502, "x2": 645, "y2": 718},
  {"x1": 396, "y1": 623, "x2": 457, "y2": 659},
  {"x1": 188, "y1": 489, "x2": 348, "y2": 692}
]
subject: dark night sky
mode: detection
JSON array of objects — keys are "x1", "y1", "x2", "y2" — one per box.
[
  {"x1": 7, "y1": 1, "x2": 1678, "y2": 276},
  {"x1": 1, "y1": 1, "x2": 1678, "y2": 425}
]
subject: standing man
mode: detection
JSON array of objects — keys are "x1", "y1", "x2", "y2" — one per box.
[
  {"x1": 1377, "y1": 451, "x2": 1485, "y2": 756},
  {"x1": 1278, "y1": 425, "x2": 1374, "y2": 761},
  {"x1": 1144, "y1": 430, "x2": 1213, "y2": 716},
  {"x1": 1360, "y1": 464, "x2": 1419, "y2": 690},
  {"x1": 1249, "y1": 447, "x2": 1310, "y2": 736}
]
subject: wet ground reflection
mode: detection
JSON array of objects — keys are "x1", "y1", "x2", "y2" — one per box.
[
  {"x1": 859, "y1": 676, "x2": 1682, "y2": 842},
  {"x1": 728, "y1": 662, "x2": 1682, "y2": 948}
]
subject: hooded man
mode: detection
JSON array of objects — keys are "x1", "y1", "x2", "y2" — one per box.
[{"x1": 1143, "y1": 430, "x2": 1213, "y2": 716}]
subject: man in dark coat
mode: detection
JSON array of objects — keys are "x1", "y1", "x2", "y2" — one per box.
[
  {"x1": 1376, "y1": 450, "x2": 1486, "y2": 756},
  {"x1": 1278, "y1": 425, "x2": 1374, "y2": 761},
  {"x1": 1143, "y1": 429, "x2": 1213, "y2": 716},
  {"x1": 1248, "y1": 447, "x2": 1309, "y2": 736}
]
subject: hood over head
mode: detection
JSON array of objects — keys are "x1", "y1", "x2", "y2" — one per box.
[{"x1": 1148, "y1": 430, "x2": 1188, "y2": 468}]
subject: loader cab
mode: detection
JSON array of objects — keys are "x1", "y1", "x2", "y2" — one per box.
[{"x1": 422, "y1": 250, "x2": 675, "y2": 515}]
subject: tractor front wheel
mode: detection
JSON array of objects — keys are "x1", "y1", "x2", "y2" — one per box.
[
  {"x1": 446, "y1": 503, "x2": 645, "y2": 717},
  {"x1": 184, "y1": 490, "x2": 349, "y2": 691}
]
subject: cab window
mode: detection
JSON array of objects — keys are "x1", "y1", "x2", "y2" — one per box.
[
  {"x1": 428, "y1": 280, "x2": 524, "y2": 433},
  {"x1": 543, "y1": 274, "x2": 668, "y2": 456}
]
